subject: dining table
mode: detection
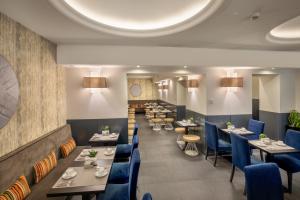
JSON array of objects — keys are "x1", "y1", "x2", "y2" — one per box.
[
  {"x1": 221, "y1": 128, "x2": 255, "y2": 136},
  {"x1": 89, "y1": 133, "x2": 120, "y2": 147},
  {"x1": 249, "y1": 140, "x2": 300, "y2": 156},
  {"x1": 47, "y1": 147, "x2": 116, "y2": 200},
  {"x1": 176, "y1": 120, "x2": 199, "y2": 134}
]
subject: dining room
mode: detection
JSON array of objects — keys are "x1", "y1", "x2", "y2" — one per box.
[{"x1": 1, "y1": 0, "x2": 300, "y2": 200}]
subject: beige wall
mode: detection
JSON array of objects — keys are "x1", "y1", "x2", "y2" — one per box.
[
  {"x1": 252, "y1": 76, "x2": 259, "y2": 99},
  {"x1": 0, "y1": 13, "x2": 66, "y2": 157},
  {"x1": 128, "y1": 78, "x2": 157, "y2": 100},
  {"x1": 159, "y1": 78, "x2": 177, "y2": 105}
]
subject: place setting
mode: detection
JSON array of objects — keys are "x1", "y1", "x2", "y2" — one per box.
[{"x1": 75, "y1": 147, "x2": 116, "y2": 162}]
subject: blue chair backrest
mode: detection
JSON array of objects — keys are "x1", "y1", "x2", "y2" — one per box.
[
  {"x1": 131, "y1": 134, "x2": 139, "y2": 154},
  {"x1": 205, "y1": 121, "x2": 219, "y2": 151},
  {"x1": 129, "y1": 149, "x2": 141, "y2": 200},
  {"x1": 142, "y1": 193, "x2": 152, "y2": 200},
  {"x1": 230, "y1": 133, "x2": 251, "y2": 171},
  {"x1": 133, "y1": 124, "x2": 139, "y2": 136},
  {"x1": 285, "y1": 129, "x2": 300, "y2": 159},
  {"x1": 248, "y1": 119, "x2": 265, "y2": 139},
  {"x1": 245, "y1": 163, "x2": 283, "y2": 200}
]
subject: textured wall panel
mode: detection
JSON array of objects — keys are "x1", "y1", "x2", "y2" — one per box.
[
  {"x1": 0, "y1": 13, "x2": 66, "y2": 157},
  {"x1": 128, "y1": 78, "x2": 157, "y2": 100}
]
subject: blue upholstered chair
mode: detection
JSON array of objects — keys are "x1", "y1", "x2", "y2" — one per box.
[
  {"x1": 108, "y1": 135, "x2": 139, "y2": 184},
  {"x1": 244, "y1": 163, "x2": 283, "y2": 200},
  {"x1": 97, "y1": 149, "x2": 141, "y2": 200},
  {"x1": 115, "y1": 125, "x2": 139, "y2": 159},
  {"x1": 230, "y1": 133, "x2": 261, "y2": 182},
  {"x1": 205, "y1": 121, "x2": 231, "y2": 167},
  {"x1": 142, "y1": 193, "x2": 152, "y2": 200},
  {"x1": 270, "y1": 129, "x2": 300, "y2": 193},
  {"x1": 246, "y1": 119, "x2": 265, "y2": 140}
]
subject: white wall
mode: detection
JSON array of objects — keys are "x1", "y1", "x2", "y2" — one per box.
[
  {"x1": 279, "y1": 70, "x2": 296, "y2": 113},
  {"x1": 186, "y1": 75, "x2": 207, "y2": 115},
  {"x1": 295, "y1": 71, "x2": 300, "y2": 111},
  {"x1": 58, "y1": 45, "x2": 300, "y2": 68},
  {"x1": 159, "y1": 78, "x2": 177, "y2": 105},
  {"x1": 65, "y1": 67, "x2": 128, "y2": 119},
  {"x1": 176, "y1": 81, "x2": 187, "y2": 106},
  {"x1": 252, "y1": 76, "x2": 259, "y2": 99},
  {"x1": 259, "y1": 75, "x2": 280, "y2": 113},
  {"x1": 206, "y1": 69, "x2": 252, "y2": 115}
]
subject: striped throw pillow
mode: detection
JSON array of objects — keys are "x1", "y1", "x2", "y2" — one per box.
[
  {"x1": 33, "y1": 151, "x2": 57, "y2": 183},
  {"x1": 0, "y1": 176, "x2": 31, "y2": 200},
  {"x1": 60, "y1": 138, "x2": 76, "y2": 158}
]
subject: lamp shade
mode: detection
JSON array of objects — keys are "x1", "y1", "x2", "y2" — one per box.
[
  {"x1": 220, "y1": 77, "x2": 243, "y2": 87},
  {"x1": 187, "y1": 79, "x2": 199, "y2": 88},
  {"x1": 83, "y1": 77, "x2": 108, "y2": 88}
]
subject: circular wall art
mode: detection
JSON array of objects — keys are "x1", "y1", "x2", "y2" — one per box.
[
  {"x1": 0, "y1": 55, "x2": 19, "y2": 129},
  {"x1": 130, "y1": 84, "x2": 142, "y2": 97}
]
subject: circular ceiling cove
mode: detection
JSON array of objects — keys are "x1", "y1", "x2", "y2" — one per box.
[
  {"x1": 268, "y1": 16, "x2": 300, "y2": 44},
  {"x1": 49, "y1": 0, "x2": 224, "y2": 37}
]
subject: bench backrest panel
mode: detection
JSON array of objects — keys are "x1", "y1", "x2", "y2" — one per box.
[{"x1": 0, "y1": 124, "x2": 72, "y2": 191}]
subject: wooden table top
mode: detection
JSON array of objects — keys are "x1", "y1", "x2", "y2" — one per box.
[
  {"x1": 89, "y1": 133, "x2": 119, "y2": 142},
  {"x1": 47, "y1": 148, "x2": 115, "y2": 197},
  {"x1": 249, "y1": 140, "x2": 300, "y2": 155},
  {"x1": 221, "y1": 128, "x2": 255, "y2": 136},
  {"x1": 176, "y1": 121, "x2": 198, "y2": 127}
]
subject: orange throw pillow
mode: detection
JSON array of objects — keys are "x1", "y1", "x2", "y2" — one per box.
[
  {"x1": 0, "y1": 175, "x2": 31, "y2": 200},
  {"x1": 60, "y1": 138, "x2": 76, "y2": 158},
  {"x1": 33, "y1": 151, "x2": 57, "y2": 183}
]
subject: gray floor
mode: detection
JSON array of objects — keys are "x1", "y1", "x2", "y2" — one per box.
[{"x1": 136, "y1": 114, "x2": 300, "y2": 200}]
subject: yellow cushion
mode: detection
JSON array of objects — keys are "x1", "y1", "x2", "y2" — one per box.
[
  {"x1": 0, "y1": 176, "x2": 31, "y2": 200},
  {"x1": 60, "y1": 138, "x2": 76, "y2": 158},
  {"x1": 33, "y1": 151, "x2": 57, "y2": 184}
]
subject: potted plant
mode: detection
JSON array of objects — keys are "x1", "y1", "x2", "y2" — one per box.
[
  {"x1": 259, "y1": 133, "x2": 267, "y2": 140},
  {"x1": 102, "y1": 125, "x2": 110, "y2": 135},
  {"x1": 287, "y1": 110, "x2": 300, "y2": 131},
  {"x1": 226, "y1": 121, "x2": 235, "y2": 130},
  {"x1": 88, "y1": 150, "x2": 98, "y2": 158}
]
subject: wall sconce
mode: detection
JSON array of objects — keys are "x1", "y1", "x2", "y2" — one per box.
[
  {"x1": 162, "y1": 85, "x2": 169, "y2": 90},
  {"x1": 220, "y1": 77, "x2": 243, "y2": 87},
  {"x1": 83, "y1": 77, "x2": 108, "y2": 88},
  {"x1": 187, "y1": 79, "x2": 199, "y2": 88}
]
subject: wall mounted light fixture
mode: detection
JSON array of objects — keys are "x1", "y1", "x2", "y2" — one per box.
[
  {"x1": 220, "y1": 77, "x2": 243, "y2": 87},
  {"x1": 83, "y1": 77, "x2": 108, "y2": 88}
]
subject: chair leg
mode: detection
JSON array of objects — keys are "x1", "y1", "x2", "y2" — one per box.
[
  {"x1": 213, "y1": 151, "x2": 218, "y2": 167},
  {"x1": 259, "y1": 150, "x2": 264, "y2": 161},
  {"x1": 230, "y1": 165, "x2": 235, "y2": 182},
  {"x1": 287, "y1": 172, "x2": 293, "y2": 193},
  {"x1": 205, "y1": 147, "x2": 209, "y2": 160}
]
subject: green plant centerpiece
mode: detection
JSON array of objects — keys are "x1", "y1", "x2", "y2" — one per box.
[
  {"x1": 259, "y1": 133, "x2": 267, "y2": 140},
  {"x1": 288, "y1": 110, "x2": 300, "y2": 128},
  {"x1": 226, "y1": 121, "x2": 234, "y2": 129},
  {"x1": 189, "y1": 117, "x2": 194, "y2": 123},
  {"x1": 102, "y1": 125, "x2": 110, "y2": 135},
  {"x1": 88, "y1": 150, "x2": 98, "y2": 158}
]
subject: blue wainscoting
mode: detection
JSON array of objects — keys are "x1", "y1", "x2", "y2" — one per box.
[{"x1": 67, "y1": 118, "x2": 128, "y2": 145}]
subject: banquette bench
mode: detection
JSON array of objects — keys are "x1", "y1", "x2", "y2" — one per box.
[{"x1": 0, "y1": 124, "x2": 84, "y2": 200}]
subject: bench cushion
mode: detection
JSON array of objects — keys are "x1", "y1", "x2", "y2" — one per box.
[
  {"x1": 0, "y1": 176, "x2": 31, "y2": 200},
  {"x1": 33, "y1": 151, "x2": 57, "y2": 183},
  {"x1": 27, "y1": 146, "x2": 85, "y2": 200},
  {"x1": 60, "y1": 138, "x2": 76, "y2": 158}
]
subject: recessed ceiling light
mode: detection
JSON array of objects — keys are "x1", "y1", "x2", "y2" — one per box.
[
  {"x1": 137, "y1": 65, "x2": 141, "y2": 68},
  {"x1": 184, "y1": 65, "x2": 188, "y2": 69},
  {"x1": 271, "y1": 67, "x2": 276, "y2": 70}
]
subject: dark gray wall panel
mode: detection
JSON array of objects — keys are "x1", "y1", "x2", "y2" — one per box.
[
  {"x1": 205, "y1": 114, "x2": 252, "y2": 129},
  {"x1": 67, "y1": 118, "x2": 128, "y2": 145},
  {"x1": 259, "y1": 111, "x2": 289, "y2": 140},
  {"x1": 252, "y1": 99, "x2": 259, "y2": 120}
]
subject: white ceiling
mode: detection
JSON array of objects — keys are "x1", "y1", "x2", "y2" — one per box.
[{"x1": 1, "y1": 0, "x2": 300, "y2": 50}]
